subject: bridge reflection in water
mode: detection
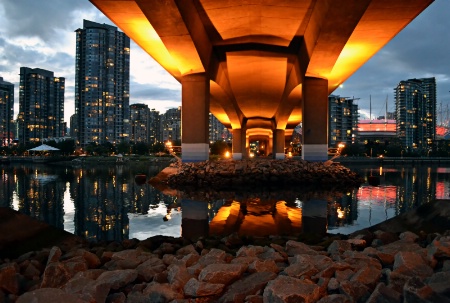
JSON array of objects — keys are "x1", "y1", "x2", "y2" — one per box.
[
  {"x1": 181, "y1": 196, "x2": 331, "y2": 240},
  {"x1": 1, "y1": 164, "x2": 448, "y2": 243}
]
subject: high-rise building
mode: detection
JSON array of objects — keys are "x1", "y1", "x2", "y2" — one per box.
[
  {"x1": 160, "y1": 107, "x2": 181, "y2": 143},
  {"x1": 149, "y1": 108, "x2": 160, "y2": 145},
  {"x1": 70, "y1": 114, "x2": 78, "y2": 138},
  {"x1": 17, "y1": 67, "x2": 65, "y2": 145},
  {"x1": 395, "y1": 77, "x2": 436, "y2": 150},
  {"x1": 75, "y1": 20, "x2": 130, "y2": 147},
  {"x1": 0, "y1": 77, "x2": 14, "y2": 146},
  {"x1": 130, "y1": 103, "x2": 150, "y2": 143},
  {"x1": 209, "y1": 113, "x2": 232, "y2": 143},
  {"x1": 328, "y1": 95, "x2": 359, "y2": 147}
]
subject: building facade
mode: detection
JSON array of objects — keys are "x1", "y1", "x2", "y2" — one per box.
[
  {"x1": 17, "y1": 67, "x2": 65, "y2": 145},
  {"x1": 160, "y1": 107, "x2": 181, "y2": 143},
  {"x1": 395, "y1": 77, "x2": 436, "y2": 150},
  {"x1": 130, "y1": 103, "x2": 150, "y2": 143},
  {"x1": 70, "y1": 114, "x2": 78, "y2": 138},
  {"x1": 0, "y1": 77, "x2": 14, "y2": 146},
  {"x1": 149, "y1": 108, "x2": 160, "y2": 145},
  {"x1": 75, "y1": 20, "x2": 130, "y2": 147},
  {"x1": 328, "y1": 95, "x2": 359, "y2": 147},
  {"x1": 209, "y1": 113, "x2": 232, "y2": 143}
]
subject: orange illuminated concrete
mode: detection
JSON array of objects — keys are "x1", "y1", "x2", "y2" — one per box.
[{"x1": 90, "y1": 0, "x2": 434, "y2": 161}]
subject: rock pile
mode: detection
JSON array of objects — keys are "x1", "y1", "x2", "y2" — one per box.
[
  {"x1": 166, "y1": 158, "x2": 363, "y2": 189},
  {"x1": 1, "y1": 228, "x2": 450, "y2": 302}
]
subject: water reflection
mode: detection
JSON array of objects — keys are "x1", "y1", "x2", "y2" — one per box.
[{"x1": 1, "y1": 163, "x2": 449, "y2": 242}]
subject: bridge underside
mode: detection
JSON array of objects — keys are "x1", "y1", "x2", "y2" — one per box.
[{"x1": 91, "y1": 0, "x2": 433, "y2": 161}]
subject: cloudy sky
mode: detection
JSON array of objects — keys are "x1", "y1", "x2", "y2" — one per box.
[{"x1": 0, "y1": 0, "x2": 448, "y2": 127}]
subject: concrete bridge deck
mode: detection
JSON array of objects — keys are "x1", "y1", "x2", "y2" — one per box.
[{"x1": 90, "y1": 0, "x2": 434, "y2": 162}]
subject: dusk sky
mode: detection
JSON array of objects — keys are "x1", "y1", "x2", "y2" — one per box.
[{"x1": 0, "y1": 0, "x2": 449, "y2": 126}]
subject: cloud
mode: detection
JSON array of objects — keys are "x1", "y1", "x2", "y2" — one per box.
[
  {"x1": 1, "y1": 0, "x2": 94, "y2": 43},
  {"x1": 131, "y1": 82, "x2": 180, "y2": 100},
  {"x1": 1, "y1": 0, "x2": 449, "y2": 126},
  {"x1": 336, "y1": 0, "x2": 450, "y2": 117},
  {"x1": 0, "y1": 0, "x2": 182, "y2": 124}
]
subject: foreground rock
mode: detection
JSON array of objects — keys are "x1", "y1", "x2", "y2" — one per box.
[
  {"x1": 3, "y1": 200, "x2": 450, "y2": 303},
  {"x1": 150, "y1": 158, "x2": 363, "y2": 189},
  {"x1": 2, "y1": 228, "x2": 450, "y2": 302}
]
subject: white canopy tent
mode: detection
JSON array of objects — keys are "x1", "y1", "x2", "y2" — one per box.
[{"x1": 28, "y1": 144, "x2": 60, "y2": 152}]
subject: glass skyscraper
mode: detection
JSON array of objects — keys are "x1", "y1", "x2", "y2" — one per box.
[
  {"x1": 130, "y1": 103, "x2": 150, "y2": 143},
  {"x1": 75, "y1": 20, "x2": 130, "y2": 147},
  {"x1": 18, "y1": 67, "x2": 65, "y2": 145},
  {"x1": 328, "y1": 95, "x2": 359, "y2": 147},
  {"x1": 0, "y1": 77, "x2": 14, "y2": 146},
  {"x1": 395, "y1": 77, "x2": 436, "y2": 151}
]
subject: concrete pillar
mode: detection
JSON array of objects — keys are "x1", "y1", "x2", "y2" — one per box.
[
  {"x1": 245, "y1": 133, "x2": 250, "y2": 157},
  {"x1": 301, "y1": 199, "x2": 328, "y2": 235},
  {"x1": 273, "y1": 129, "x2": 285, "y2": 159},
  {"x1": 302, "y1": 77, "x2": 328, "y2": 161},
  {"x1": 232, "y1": 128, "x2": 246, "y2": 160},
  {"x1": 181, "y1": 73, "x2": 209, "y2": 162},
  {"x1": 181, "y1": 199, "x2": 209, "y2": 240},
  {"x1": 268, "y1": 134, "x2": 273, "y2": 156}
]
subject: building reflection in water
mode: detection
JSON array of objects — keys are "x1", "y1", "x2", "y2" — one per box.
[{"x1": 1, "y1": 163, "x2": 450, "y2": 242}]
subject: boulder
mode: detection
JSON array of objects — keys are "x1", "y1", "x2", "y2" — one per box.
[
  {"x1": 198, "y1": 263, "x2": 246, "y2": 285},
  {"x1": 183, "y1": 278, "x2": 224, "y2": 297},
  {"x1": 219, "y1": 271, "x2": 276, "y2": 303},
  {"x1": 17, "y1": 288, "x2": 84, "y2": 303},
  {"x1": 95, "y1": 269, "x2": 138, "y2": 290},
  {"x1": 263, "y1": 275, "x2": 321, "y2": 303}
]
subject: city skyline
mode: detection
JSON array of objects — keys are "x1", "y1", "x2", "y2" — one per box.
[{"x1": 0, "y1": 0, "x2": 449, "y2": 126}]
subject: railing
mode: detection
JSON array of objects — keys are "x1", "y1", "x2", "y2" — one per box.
[{"x1": 336, "y1": 156, "x2": 450, "y2": 166}]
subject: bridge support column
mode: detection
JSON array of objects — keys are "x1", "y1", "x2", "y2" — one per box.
[
  {"x1": 232, "y1": 128, "x2": 246, "y2": 160},
  {"x1": 268, "y1": 134, "x2": 273, "y2": 156},
  {"x1": 181, "y1": 199, "x2": 209, "y2": 240},
  {"x1": 273, "y1": 129, "x2": 285, "y2": 159},
  {"x1": 181, "y1": 73, "x2": 209, "y2": 162},
  {"x1": 302, "y1": 77, "x2": 328, "y2": 161},
  {"x1": 301, "y1": 199, "x2": 328, "y2": 235}
]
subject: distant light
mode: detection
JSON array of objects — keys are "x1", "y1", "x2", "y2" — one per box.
[
  {"x1": 225, "y1": 151, "x2": 230, "y2": 158},
  {"x1": 339, "y1": 84, "x2": 344, "y2": 88},
  {"x1": 337, "y1": 207, "x2": 345, "y2": 219}
]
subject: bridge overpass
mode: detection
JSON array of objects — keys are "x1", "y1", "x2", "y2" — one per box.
[{"x1": 90, "y1": 0, "x2": 434, "y2": 162}]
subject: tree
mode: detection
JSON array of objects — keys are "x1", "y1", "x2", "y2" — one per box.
[
  {"x1": 117, "y1": 141, "x2": 131, "y2": 154},
  {"x1": 384, "y1": 138, "x2": 403, "y2": 157},
  {"x1": 133, "y1": 142, "x2": 150, "y2": 155},
  {"x1": 85, "y1": 142, "x2": 98, "y2": 155},
  {"x1": 150, "y1": 142, "x2": 165, "y2": 153},
  {"x1": 100, "y1": 142, "x2": 115, "y2": 155},
  {"x1": 341, "y1": 142, "x2": 365, "y2": 156},
  {"x1": 56, "y1": 139, "x2": 76, "y2": 155}
]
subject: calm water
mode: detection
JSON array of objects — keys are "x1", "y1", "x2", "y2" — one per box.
[{"x1": 1, "y1": 162, "x2": 449, "y2": 242}]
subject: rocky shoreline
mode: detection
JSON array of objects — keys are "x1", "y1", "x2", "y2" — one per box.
[
  {"x1": 157, "y1": 158, "x2": 364, "y2": 189},
  {"x1": 1, "y1": 200, "x2": 450, "y2": 303}
]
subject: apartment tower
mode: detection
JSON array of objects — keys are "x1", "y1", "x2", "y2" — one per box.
[
  {"x1": 130, "y1": 103, "x2": 150, "y2": 143},
  {"x1": 328, "y1": 95, "x2": 359, "y2": 147},
  {"x1": 75, "y1": 20, "x2": 130, "y2": 147},
  {"x1": 18, "y1": 67, "x2": 65, "y2": 145},
  {"x1": 395, "y1": 77, "x2": 436, "y2": 150},
  {"x1": 0, "y1": 77, "x2": 14, "y2": 146}
]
